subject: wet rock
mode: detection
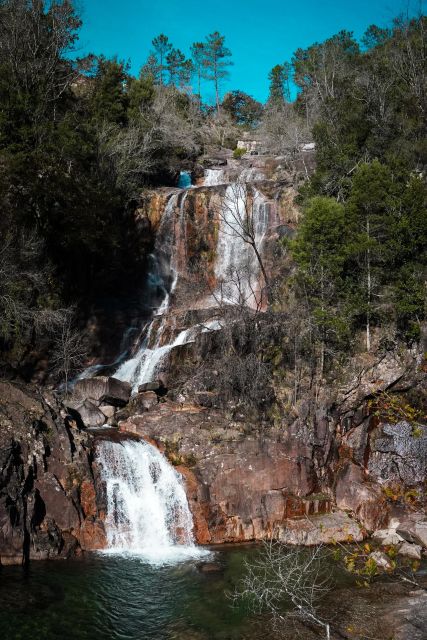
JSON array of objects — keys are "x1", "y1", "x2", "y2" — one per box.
[
  {"x1": 0, "y1": 381, "x2": 105, "y2": 564},
  {"x1": 75, "y1": 400, "x2": 106, "y2": 428},
  {"x1": 119, "y1": 400, "x2": 318, "y2": 544},
  {"x1": 73, "y1": 376, "x2": 131, "y2": 407},
  {"x1": 398, "y1": 542, "x2": 422, "y2": 560},
  {"x1": 79, "y1": 518, "x2": 107, "y2": 551}
]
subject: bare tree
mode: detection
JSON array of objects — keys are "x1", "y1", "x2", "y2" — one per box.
[
  {"x1": 391, "y1": 13, "x2": 427, "y2": 120},
  {"x1": 200, "y1": 107, "x2": 238, "y2": 149},
  {"x1": 97, "y1": 121, "x2": 158, "y2": 192},
  {"x1": 98, "y1": 86, "x2": 201, "y2": 195},
  {"x1": 0, "y1": 229, "x2": 64, "y2": 342},
  {"x1": 0, "y1": 0, "x2": 81, "y2": 128},
  {"x1": 259, "y1": 103, "x2": 312, "y2": 177},
  {"x1": 50, "y1": 311, "x2": 87, "y2": 395},
  {"x1": 234, "y1": 540, "x2": 332, "y2": 639},
  {"x1": 214, "y1": 178, "x2": 270, "y2": 299}
]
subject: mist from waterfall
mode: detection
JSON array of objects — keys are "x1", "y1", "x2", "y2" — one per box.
[{"x1": 96, "y1": 439, "x2": 207, "y2": 565}]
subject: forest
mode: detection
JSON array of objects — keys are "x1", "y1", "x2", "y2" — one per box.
[
  {"x1": 0, "y1": 0, "x2": 426, "y2": 389},
  {"x1": 1, "y1": 3, "x2": 427, "y2": 639}
]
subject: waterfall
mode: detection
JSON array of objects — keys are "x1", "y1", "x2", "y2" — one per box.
[
  {"x1": 214, "y1": 184, "x2": 269, "y2": 307},
  {"x1": 178, "y1": 170, "x2": 192, "y2": 189},
  {"x1": 113, "y1": 166, "x2": 269, "y2": 390},
  {"x1": 97, "y1": 439, "x2": 206, "y2": 564},
  {"x1": 204, "y1": 168, "x2": 226, "y2": 186},
  {"x1": 114, "y1": 191, "x2": 202, "y2": 391}
]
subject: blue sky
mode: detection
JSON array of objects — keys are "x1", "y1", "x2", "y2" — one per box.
[{"x1": 76, "y1": 0, "x2": 420, "y2": 103}]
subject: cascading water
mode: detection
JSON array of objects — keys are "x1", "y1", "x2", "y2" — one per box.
[
  {"x1": 214, "y1": 182, "x2": 269, "y2": 307},
  {"x1": 204, "y1": 168, "x2": 226, "y2": 186},
  {"x1": 178, "y1": 170, "x2": 192, "y2": 189},
  {"x1": 114, "y1": 165, "x2": 270, "y2": 389},
  {"x1": 97, "y1": 439, "x2": 207, "y2": 564}
]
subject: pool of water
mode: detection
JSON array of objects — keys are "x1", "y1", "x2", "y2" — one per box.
[
  {"x1": 1, "y1": 547, "x2": 424, "y2": 640},
  {"x1": 0, "y1": 548, "x2": 271, "y2": 640}
]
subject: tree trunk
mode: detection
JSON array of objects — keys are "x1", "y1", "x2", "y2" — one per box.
[{"x1": 366, "y1": 216, "x2": 371, "y2": 352}]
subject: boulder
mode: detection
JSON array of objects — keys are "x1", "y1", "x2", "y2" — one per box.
[
  {"x1": 396, "y1": 516, "x2": 427, "y2": 549},
  {"x1": 75, "y1": 400, "x2": 106, "y2": 428},
  {"x1": 138, "y1": 381, "x2": 161, "y2": 393},
  {"x1": 130, "y1": 391, "x2": 158, "y2": 412},
  {"x1": 369, "y1": 551, "x2": 393, "y2": 570},
  {"x1": 398, "y1": 542, "x2": 422, "y2": 560},
  {"x1": 73, "y1": 376, "x2": 131, "y2": 407},
  {"x1": 373, "y1": 528, "x2": 405, "y2": 546},
  {"x1": 99, "y1": 405, "x2": 116, "y2": 419},
  {"x1": 276, "y1": 511, "x2": 364, "y2": 545}
]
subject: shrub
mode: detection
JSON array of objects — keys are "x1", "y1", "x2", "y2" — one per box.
[{"x1": 233, "y1": 147, "x2": 246, "y2": 159}]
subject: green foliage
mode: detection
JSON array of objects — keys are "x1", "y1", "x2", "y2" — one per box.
[
  {"x1": 233, "y1": 147, "x2": 246, "y2": 159},
  {"x1": 0, "y1": 1, "x2": 146, "y2": 373},
  {"x1": 203, "y1": 31, "x2": 233, "y2": 109},
  {"x1": 90, "y1": 56, "x2": 130, "y2": 125},
  {"x1": 222, "y1": 91, "x2": 263, "y2": 128},
  {"x1": 268, "y1": 63, "x2": 291, "y2": 103},
  {"x1": 368, "y1": 391, "x2": 425, "y2": 427},
  {"x1": 290, "y1": 196, "x2": 351, "y2": 354}
]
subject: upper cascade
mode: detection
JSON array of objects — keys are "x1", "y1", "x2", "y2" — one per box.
[
  {"x1": 83, "y1": 160, "x2": 292, "y2": 392},
  {"x1": 178, "y1": 170, "x2": 192, "y2": 189}
]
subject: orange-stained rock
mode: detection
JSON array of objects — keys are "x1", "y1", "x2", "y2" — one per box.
[
  {"x1": 335, "y1": 462, "x2": 389, "y2": 532},
  {"x1": 79, "y1": 518, "x2": 107, "y2": 551},
  {"x1": 176, "y1": 465, "x2": 211, "y2": 544},
  {"x1": 80, "y1": 480, "x2": 97, "y2": 518}
]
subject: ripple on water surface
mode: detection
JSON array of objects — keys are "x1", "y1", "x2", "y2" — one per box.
[{"x1": 0, "y1": 548, "x2": 263, "y2": 640}]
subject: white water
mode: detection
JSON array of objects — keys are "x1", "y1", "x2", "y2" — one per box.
[
  {"x1": 214, "y1": 184, "x2": 269, "y2": 307},
  {"x1": 204, "y1": 168, "x2": 226, "y2": 186},
  {"x1": 97, "y1": 439, "x2": 207, "y2": 564},
  {"x1": 114, "y1": 166, "x2": 269, "y2": 390}
]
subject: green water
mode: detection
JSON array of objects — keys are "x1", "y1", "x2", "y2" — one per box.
[{"x1": 0, "y1": 548, "x2": 270, "y2": 640}]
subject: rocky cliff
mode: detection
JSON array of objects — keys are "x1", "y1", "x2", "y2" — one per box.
[
  {"x1": 0, "y1": 381, "x2": 107, "y2": 565},
  {"x1": 1, "y1": 155, "x2": 426, "y2": 564}
]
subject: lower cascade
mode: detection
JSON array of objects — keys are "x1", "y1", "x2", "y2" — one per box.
[{"x1": 96, "y1": 439, "x2": 205, "y2": 564}]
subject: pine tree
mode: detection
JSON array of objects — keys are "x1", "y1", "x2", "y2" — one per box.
[
  {"x1": 291, "y1": 196, "x2": 350, "y2": 374},
  {"x1": 151, "y1": 33, "x2": 172, "y2": 85},
  {"x1": 203, "y1": 31, "x2": 233, "y2": 111},
  {"x1": 268, "y1": 63, "x2": 291, "y2": 103},
  {"x1": 191, "y1": 42, "x2": 205, "y2": 106},
  {"x1": 166, "y1": 48, "x2": 186, "y2": 86}
]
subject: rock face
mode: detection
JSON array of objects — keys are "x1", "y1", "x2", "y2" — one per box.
[
  {"x1": 113, "y1": 343, "x2": 426, "y2": 546},
  {"x1": 117, "y1": 399, "x2": 359, "y2": 545},
  {"x1": 2, "y1": 158, "x2": 425, "y2": 560},
  {"x1": 0, "y1": 381, "x2": 106, "y2": 565},
  {"x1": 72, "y1": 376, "x2": 131, "y2": 408}
]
